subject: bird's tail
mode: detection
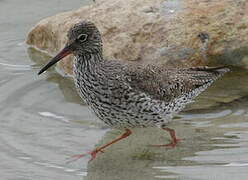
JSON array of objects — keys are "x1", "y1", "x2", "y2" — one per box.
[
  {"x1": 189, "y1": 66, "x2": 230, "y2": 80},
  {"x1": 193, "y1": 66, "x2": 230, "y2": 73}
]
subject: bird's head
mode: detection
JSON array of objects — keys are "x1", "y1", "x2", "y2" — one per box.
[{"x1": 38, "y1": 21, "x2": 102, "y2": 75}]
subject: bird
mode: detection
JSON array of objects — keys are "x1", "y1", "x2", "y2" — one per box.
[{"x1": 38, "y1": 21, "x2": 229, "y2": 161}]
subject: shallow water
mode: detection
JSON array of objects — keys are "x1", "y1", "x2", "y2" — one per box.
[{"x1": 1, "y1": 0, "x2": 248, "y2": 180}]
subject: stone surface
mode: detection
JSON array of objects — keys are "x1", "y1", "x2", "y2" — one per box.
[{"x1": 27, "y1": 0, "x2": 248, "y2": 75}]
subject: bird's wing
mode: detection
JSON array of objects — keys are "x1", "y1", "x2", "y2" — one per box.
[{"x1": 124, "y1": 65, "x2": 229, "y2": 102}]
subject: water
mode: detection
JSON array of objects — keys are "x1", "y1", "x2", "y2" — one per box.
[{"x1": 1, "y1": 0, "x2": 248, "y2": 180}]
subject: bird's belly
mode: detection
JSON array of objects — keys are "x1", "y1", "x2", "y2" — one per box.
[
  {"x1": 73, "y1": 74, "x2": 172, "y2": 128},
  {"x1": 86, "y1": 94, "x2": 172, "y2": 128},
  {"x1": 91, "y1": 106, "x2": 165, "y2": 128}
]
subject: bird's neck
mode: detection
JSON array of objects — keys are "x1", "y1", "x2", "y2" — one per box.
[
  {"x1": 76, "y1": 51, "x2": 103, "y2": 66},
  {"x1": 73, "y1": 52, "x2": 104, "y2": 76}
]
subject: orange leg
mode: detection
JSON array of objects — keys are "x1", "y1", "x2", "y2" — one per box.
[
  {"x1": 68, "y1": 129, "x2": 132, "y2": 162},
  {"x1": 151, "y1": 127, "x2": 181, "y2": 148}
]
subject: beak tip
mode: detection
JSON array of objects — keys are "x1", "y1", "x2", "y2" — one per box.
[
  {"x1": 37, "y1": 45, "x2": 72, "y2": 76},
  {"x1": 38, "y1": 69, "x2": 44, "y2": 75}
]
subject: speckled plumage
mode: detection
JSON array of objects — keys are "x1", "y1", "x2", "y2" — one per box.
[
  {"x1": 69, "y1": 21, "x2": 229, "y2": 129},
  {"x1": 73, "y1": 54, "x2": 228, "y2": 129},
  {"x1": 38, "y1": 21, "x2": 229, "y2": 160}
]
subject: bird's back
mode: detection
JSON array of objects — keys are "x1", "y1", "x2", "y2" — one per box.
[{"x1": 125, "y1": 65, "x2": 229, "y2": 102}]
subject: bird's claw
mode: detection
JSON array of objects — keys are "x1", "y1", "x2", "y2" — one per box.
[
  {"x1": 66, "y1": 149, "x2": 104, "y2": 163},
  {"x1": 149, "y1": 138, "x2": 181, "y2": 148}
]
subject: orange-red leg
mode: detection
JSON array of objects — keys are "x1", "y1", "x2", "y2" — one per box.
[
  {"x1": 67, "y1": 129, "x2": 132, "y2": 162},
  {"x1": 151, "y1": 127, "x2": 181, "y2": 148}
]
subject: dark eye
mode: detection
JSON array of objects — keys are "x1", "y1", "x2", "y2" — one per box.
[{"x1": 77, "y1": 34, "x2": 88, "y2": 42}]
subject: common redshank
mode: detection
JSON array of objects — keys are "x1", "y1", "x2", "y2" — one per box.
[{"x1": 38, "y1": 21, "x2": 229, "y2": 161}]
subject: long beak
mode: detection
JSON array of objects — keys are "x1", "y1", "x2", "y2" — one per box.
[{"x1": 38, "y1": 45, "x2": 72, "y2": 75}]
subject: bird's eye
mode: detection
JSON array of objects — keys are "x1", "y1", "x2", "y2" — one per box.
[{"x1": 77, "y1": 34, "x2": 88, "y2": 42}]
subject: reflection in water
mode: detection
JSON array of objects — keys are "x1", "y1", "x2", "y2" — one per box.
[
  {"x1": 154, "y1": 131, "x2": 248, "y2": 180},
  {"x1": 83, "y1": 124, "x2": 248, "y2": 180}
]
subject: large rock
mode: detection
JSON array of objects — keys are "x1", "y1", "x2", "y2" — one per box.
[{"x1": 27, "y1": 0, "x2": 248, "y2": 75}]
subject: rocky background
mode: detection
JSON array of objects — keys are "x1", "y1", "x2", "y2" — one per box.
[{"x1": 26, "y1": 0, "x2": 248, "y2": 75}]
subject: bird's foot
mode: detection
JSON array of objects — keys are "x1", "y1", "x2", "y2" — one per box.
[
  {"x1": 66, "y1": 149, "x2": 104, "y2": 163},
  {"x1": 150, "y1": 138, "x2": 181, "y2": 148},
  {"x1": 66, "y1": 129, "x2": 132, "y2": 163}
]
